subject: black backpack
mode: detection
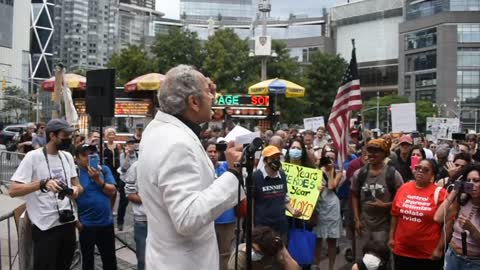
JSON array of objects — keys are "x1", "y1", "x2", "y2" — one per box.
[{"x1": 356, "y1": 164, "x2": 398, "y2": 204}]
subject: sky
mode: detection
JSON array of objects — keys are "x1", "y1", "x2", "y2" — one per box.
[{"x1": 155, "y1": 0, "x2": 338, "y2": 20}]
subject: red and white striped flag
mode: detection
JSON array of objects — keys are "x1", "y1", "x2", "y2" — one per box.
[{"x1": 327, "y1": 46, "x2": 362, "y2": 167}]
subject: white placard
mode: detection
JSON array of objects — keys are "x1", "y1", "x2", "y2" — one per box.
[
  {"x1": 426, "y1": 117, "x2": 460, "y2": 142},
  {"x1": 254, "y1": 35, "x2": 272, "y2": 56},
  {"x1": 303, "y1": 116, "x2": 325, "y2": 131},
  {"x1": 391, "y1": 103, "x2": 416, "y2": 133},
  {"x1": 217, "y1": 125, "x2": 260, "y2": 145}
]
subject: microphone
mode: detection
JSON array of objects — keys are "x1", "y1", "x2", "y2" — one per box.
[
  {"x1": 244, "y1": 137, "x2": 263, "y2": 158},
  {"x1": 461, "y1": 231, "x2": 468, "y2": 256}
]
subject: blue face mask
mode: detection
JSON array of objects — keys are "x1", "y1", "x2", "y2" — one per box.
[{"x1": 289, "y1": 148, "x2": 303, "y2": 160}]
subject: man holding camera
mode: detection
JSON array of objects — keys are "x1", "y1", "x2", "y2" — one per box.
[
  {"x1": 75, "y1": 143, "x2": 118, "y2": 270},
  {"x1": 9, "y1": 119, "x2": 83, "y2": 270}
]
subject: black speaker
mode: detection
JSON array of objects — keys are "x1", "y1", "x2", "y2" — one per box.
[{"x1": 86, "y1": 69, "x2": 115, "y2": 117}]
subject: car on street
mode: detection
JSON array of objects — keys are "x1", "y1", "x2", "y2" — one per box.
[{"x1": 0, "y1": 124, "x2": 27, "y2": 146}]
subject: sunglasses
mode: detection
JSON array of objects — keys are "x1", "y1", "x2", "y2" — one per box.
[{"x1": 415, "y1": 165, "x2": 431, "y2": 173}]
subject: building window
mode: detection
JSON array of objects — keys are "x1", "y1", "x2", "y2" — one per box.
[
  {"x1": 406, "y1": 51, "x2": 437, "y2": 71},
  {"x1": 457, "y1": 88, "x2": 480, "y2": 102},
  {"x1": 458, "y1": 48, "x2": 480, "y2": 67},
  {"x1": 415, "y1": 72, "x2": 437, "y2": 88},
  {"x1": 457, "y1": 70, "x2": 480, "y2": 85},
  {"x1": 358, "y1": 66, "x2": 398, "y2": 87},
  {"x1": 450, "y1": 0, "x2": 480, "y2": 11},
  {"x1": 405, "y1": 28, "x2": 436, "y2": 50},
  {"x1": 406, "y1": 0, "x2": 448, "y2": 20},
  {"x1": 458, "y1": 24, "x2": 480, "y2": 42},
  {"x1": 415, "y1": 89, "x2": 436, "y2": 101}
]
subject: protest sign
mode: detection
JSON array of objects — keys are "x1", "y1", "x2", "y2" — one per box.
[
  {"x1": 391, "y1": 103, "x2": 416, "y2": 132},
  {"x1": 303, "y1": 116, "x2": 325, "y2": 131},
  {"x1": 426, "y1": 117, "x2": 460, "y2": 142},
  {"x1": 283, "y1": 162, "x2": 323, "y2": 220}
]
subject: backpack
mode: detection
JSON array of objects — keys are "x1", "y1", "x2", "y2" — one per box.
[{"x1": 356, "y1": 164, "x2": 398, "y2": 204}]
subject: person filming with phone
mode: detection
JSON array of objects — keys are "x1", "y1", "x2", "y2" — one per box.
[
  {"x1": 9, "y1": 119, "x2": 83, "y2": 270},
  {"x1": 74, "y1": 143, "x2": 118, "y2": 270},
  {"x1": 434, "y1": 163, "x2": 480, "y2": 269}
]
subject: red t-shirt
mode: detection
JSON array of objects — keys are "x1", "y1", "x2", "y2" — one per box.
[{"x1": 391, "y1": 181, "x2": 447, "y2": 259}]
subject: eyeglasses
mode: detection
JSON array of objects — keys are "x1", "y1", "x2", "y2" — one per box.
[{"x1": 415, "y1": 165, "x2": 431, "y2": 173}]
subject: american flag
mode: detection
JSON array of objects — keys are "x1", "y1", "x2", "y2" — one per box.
[{"x1": 327, "y1": 46, "x2": 362, "y2": 167}]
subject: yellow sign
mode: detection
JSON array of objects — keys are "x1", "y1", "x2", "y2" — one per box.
[{"x1": 283, "y1": 163, "x2": 323, "y2": 220}]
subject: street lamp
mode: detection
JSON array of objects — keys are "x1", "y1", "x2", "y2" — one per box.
[{"x1": 249, "y1": 0, "x2": 274, "y2": 81}]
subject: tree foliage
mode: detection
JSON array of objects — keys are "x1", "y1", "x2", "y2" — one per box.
[
  {"x1": 152, "y1": 28, "x2": 205, "y2": 73},
  {"x1": 202, "y1": 29, "x2": 255, "y2": 94},
  {"x1": 1, "y1": 86, "x2": 32, "y2": 123},
  {"x1": 305, "y1": 51, "x2": 348, "y2": 120},
  {"x1": 107, "y1": 45, "x2": 154, "y2": 86},
  {"x1": 416, "y1": 100, "x2": 435, "y2": 133}
]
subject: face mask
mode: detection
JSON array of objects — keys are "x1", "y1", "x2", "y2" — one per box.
[
  {"x1": 251, "y1": 250, "x2": 263, "y2": 262},
  {"x1": 289, "y1": 149, "x2": 302, "y2": 160},
  {"x1": 56, "y1": 138, "x2": 72, "y2": 151},
  {"x1": 268, "y1": 159, "x2": 282, "y2": 171},
  {"x1": 362, "y1": 253, "x2": 382, "y2": 270}
]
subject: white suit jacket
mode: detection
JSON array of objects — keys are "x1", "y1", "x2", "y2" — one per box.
[{"x1": 138, "y1": 111, "x2": 242, "y2": 270}]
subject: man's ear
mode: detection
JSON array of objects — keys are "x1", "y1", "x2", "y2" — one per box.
[{"x1": 187, "y1": 95, "x2": 201, "y2": 113}]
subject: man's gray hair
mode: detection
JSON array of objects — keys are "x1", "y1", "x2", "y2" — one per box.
[
  {"x1": 436, "y1": 144, "x2": 451, "y2": 158},
  {"x1": 158, "y1": 65, "x2": 203, "y2": 116}
]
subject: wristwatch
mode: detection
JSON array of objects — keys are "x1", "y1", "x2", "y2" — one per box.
[{"x1": 40, "y1": 179, "x2": 50, "y2": 193}]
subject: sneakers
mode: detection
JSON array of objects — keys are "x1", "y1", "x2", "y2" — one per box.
[{"x1": 117, "y1": 223, "x2": 123, "y2": 231}]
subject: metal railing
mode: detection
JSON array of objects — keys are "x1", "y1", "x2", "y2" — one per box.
[
  {"x1": 0, "y1": 211, "x2": 16, "y2": 270},
  {"x1": 0, "y1": 151, "x2": 25, "y2": 193}
]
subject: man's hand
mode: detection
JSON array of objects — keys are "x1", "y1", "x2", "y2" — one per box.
[
  {"x1": 292, "y1": 209, "x2": 303, "y2": 218},
  {"x1": 354, "y1": 218, "x2": 365, "y2": 235},
  {"x1": 366, "y1": 199, "x2": 388, "y2": 208},
  {"x1": 87, "y1": 166, "x2": 102, "y2": 183},
  {"x1": 447, "y1": 162, "x2": 458, "y2": 178},
  {"x1": 225, "y1": 141, "x2": 243, "y2": 172},
  {"x1": 45, "y1": 179, "x2": 62, "y2": 193}
]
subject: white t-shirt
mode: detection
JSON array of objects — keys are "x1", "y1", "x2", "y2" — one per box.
[
  {"x1": 11, "y1": 148, "x2": 78, "y2": 231},
  {"x1": 424, "y1": 148, "x2": 434, "y2": 159}
]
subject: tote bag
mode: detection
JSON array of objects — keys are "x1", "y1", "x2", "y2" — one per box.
[{"x1": 287, "y1": 221, "x2": 316, "y2": 265}]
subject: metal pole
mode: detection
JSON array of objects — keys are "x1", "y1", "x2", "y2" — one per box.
[
  {"x1": 261, "y1": 58, "x2": 267, "y2": 81},
  {"x1": 376, "y1": 91, "x2": 380, "y2": 130},
  {"x1": 260, "y1": 3, "x2": 268, "y2": 81},
  {"x1": 475, "y1": 110, "x2": 478, "y2": 133}
]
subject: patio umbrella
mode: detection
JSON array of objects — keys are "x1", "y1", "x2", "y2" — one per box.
[
  {"x1": 42, "y1": 73, "x2": 86, "y2": 92},
  {"x1": 248, "y1": 78, "x2": 305, "y2": 98},
  {"x1": 124, "y1": 73, "x2": 165, "y2": 92}
]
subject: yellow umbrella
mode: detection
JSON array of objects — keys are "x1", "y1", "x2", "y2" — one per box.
[
  {"x1": 248, "y1": 78, "x2": 305, "y2": 98},
  {"x1": 42, "y1": 73, "x2": 86, "y2": 92},
  {"x1": 124, "y1": 73, "x2": 165, "y2": 92}
]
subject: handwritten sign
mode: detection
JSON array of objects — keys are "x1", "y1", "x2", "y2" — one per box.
[
  {"x1": 283, "y1": 162, "x2": 323, "y2": 220},
  {"x1": 303, "y1": 116, "x2": 325, "y2": 131}
]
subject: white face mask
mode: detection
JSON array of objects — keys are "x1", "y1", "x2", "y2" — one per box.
[
  {"x1": 362, "y1": 253, "x2": 382, "y2": 270},
  {"x1": 251, "y1": 250, "x2": 264, "y2": 262}
]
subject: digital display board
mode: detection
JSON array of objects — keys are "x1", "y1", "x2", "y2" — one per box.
[
  {"x1": 74, "y1": 99, "x2": 153, "y2": 117},
  {"x1": 215, "y1": 95, "x2": 269, "y2": 107}
]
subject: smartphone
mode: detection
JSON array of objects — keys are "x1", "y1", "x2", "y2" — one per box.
[
  {"x1": 410, "y1": 155, "x2": 420, "y2": 171},
  {"x1": 88, "y1": 154, "x2": 99, "y2": 169},
  {"x1": 452, "y1": 133, "x2": 466, "y2": 141}
]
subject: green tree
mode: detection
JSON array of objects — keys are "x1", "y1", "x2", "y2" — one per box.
[
  {"x1": 202, "y1": 29, "x2": 255, "y2": 94},
  {"x1": 107, "y1": 45, "x2": 154, "y2": 86},
  {"x1": 305, "y1": 51, "x2": 348, "y2": 120},
  {"x1": 152, "y1": 28, "x2": 205, "y2": 73},
  {"x1": 1, "y1": 86, "x2": 32, "y2": 123},
  {"x1": 416, "y1": 100, "x2": 435, "y2": 133}
]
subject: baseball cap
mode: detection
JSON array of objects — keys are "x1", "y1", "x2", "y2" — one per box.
[
  {"x1": 399, "y1": 135, "x2": 413, "y2": 145},
  {"x1": 126, "y1": 138, "x2": 136, "y2": 144},
  {"x1": 75, "y1": 143, "x2": 98, "y2": 156},
  {"x1": 45, "y1": 119, "x2": 76, "y2": 134},
  {"x1": 262, "y1": 145, "x2": 281, "y2": 158}
]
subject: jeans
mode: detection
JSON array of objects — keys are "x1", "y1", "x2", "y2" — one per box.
[
  {"x1": 116, "y1": 179, "x2": 129, "y2": 225},
  {"x1": 445, "y1": 247, "x2": 480, "y2": 270},
  {"x1": 32, "y1": 222, "x2": 76, "y2": 270},
  {"x1": 134, "y1": 221, "x2": 148, "y2": 270},
  {"x1": 79, "y1": 224, "x2": 117, "y2": 270}
]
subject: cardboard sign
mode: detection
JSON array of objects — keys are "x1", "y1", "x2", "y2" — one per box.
[
  {"x1": 303, "y1": 116, "x2": 325, "y2": 131},
  {"x1": 426, "y1": 117, "x2": 460, "y2": 142},
  {"x1": 391, "y1": 103, "x2": 416, "y2": 133},
  {"x1": 283, "y1": 163, "x2": 323, "y2": 220}
]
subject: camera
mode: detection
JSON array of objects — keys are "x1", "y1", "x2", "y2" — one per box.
[
  {"x1": 58, "y1": 209, "x2": 75, "y2": 223},
  {"x1": 57, "y1": 181, "x2": 73, "y2": 200},
  {"x1": 454, "y1": 180, "x2": 474, "y2": 194}
]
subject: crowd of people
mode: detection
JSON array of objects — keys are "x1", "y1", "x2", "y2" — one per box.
[{"x1": 5, "y1": 64, "x2": 480, "y2": 270}]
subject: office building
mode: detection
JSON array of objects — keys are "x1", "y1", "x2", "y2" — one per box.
[
  {"x1": 53, "y1": 0, "x2": 118, "y2": 71},
  {"x1": 0, "y1": 0, "x2": 30, "y2": 91},
  {"x1": 180, "y1": 0, "x2": 254, "y2": 22},
  {"x1": 398, "y1": 0, "x2": 480, "y2": 129},
  {"x1": 31, "y1": 0, "x2": 55, "y2": 80},
  {"x1": 120, "y1": 0, "x2": 154, "y2": 10},
  {"x1": 117, "y1": 2, "x2": 164, "y2": 52},
  {"x1": 330, "y1": 0, "x2": 404, "y2": 99}
]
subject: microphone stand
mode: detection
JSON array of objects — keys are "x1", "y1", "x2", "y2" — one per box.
[{"x1": 243, "y1": 146, "x2": 255, "y2": 270}]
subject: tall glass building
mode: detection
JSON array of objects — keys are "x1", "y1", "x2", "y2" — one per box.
[
  {"x1": 399, "y1": 0, "x2": 480, "y2": 129},
  {"x1": 180, "y1": 0, "x2": 254, "y2": 22}
]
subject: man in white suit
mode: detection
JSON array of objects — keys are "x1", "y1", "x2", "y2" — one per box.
[{"x1": 138, "y1": 65, "x2": 244, "y2": 270}]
